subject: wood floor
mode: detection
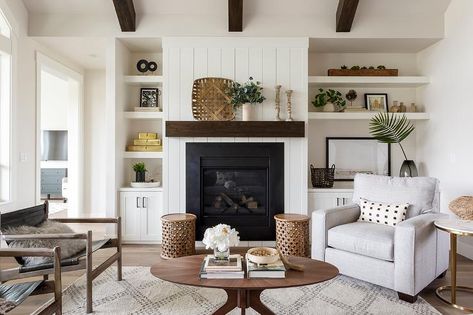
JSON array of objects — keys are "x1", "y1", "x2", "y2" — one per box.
[{"x1": 1, "y1": 223, "x2": 472, "y2": 315}]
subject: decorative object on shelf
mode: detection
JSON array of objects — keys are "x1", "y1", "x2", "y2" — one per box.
[
  {"x1": 312, "y1": 88, "x2": 346, "y2": 112},
  {"x1": 328, "y1": 65, "x2": 398, "y2": 76},
  {"x1": 136, "y1": 59, "x2": 148, "y2": 73},
  {"x1": 369, "y1": 113, "x2": 417, "y2": 177},
  {"x1": 310, "y1": 164, "x2": 335, "y2": 188},
  {"x1": 192, "y1": 77, "x2": 234, "y2": 121},
  {"x1": 285, "y1": 89, "x2": 294, "y2": 121},
  {"x1": 161, "y1": 213, "x2": 197, "y2": 259},
  {"x1": 136, "y1": 59, "x2": 159, "y2": 74},
  {"x1": 344, "y1": 89, "x2": 366, "y2": 112},
  {"x1": 228, "y1": 77, "x2": 266, "y2": 121},
  {"x1": 130, "y1": 181, "x2": 160, "y2": 188},
  {"x1": 132, "y1": 162, "x2": 147, "y2": 182},
  {"x1": 274, "y1": 214, "x2": 310, "y2": 257},
  {"x1": 202, "y1": 223, "x2": 240, "y2": 260},
  {"x1": 140, "y1": 88, "x2": 160, "y2": 108},
  {"x1": 399, "y1": 102, "x2": 407, "y2": 112},
  {"x1": 365, "y1": 93, "x2": 388, "y2": 112},
  {"x1": 327, "y1": 137, "x2": 391, "y2": 181},
  {"x1": 134, "y1": 106, "x2": 161, "y2": 112},
  {"x1": 247, "y1": 247, "x2": 280, "y2": 265},
  {"x1": 127, "y1": 132, "x2": 162, "y2": 152},
  {"x1": 274, "y1": 85, "x2": 282, "y2": 121},
  {"x1": 390, "y1": 101, "x2": 400, "y2": 113},
  {"x1": 449, "y1": 196, "x2": 473, "y2": 220},
  {"x1": 409, "y1": 102, "x2": 417, "y2": 112}
]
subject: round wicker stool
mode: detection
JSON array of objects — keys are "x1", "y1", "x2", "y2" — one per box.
[
  {"x1": 161, "y1": 213, "x2": 196, "y2": 259},
  {"x1": 274, "y1": 214, "x2": 310, "y2": 257}
]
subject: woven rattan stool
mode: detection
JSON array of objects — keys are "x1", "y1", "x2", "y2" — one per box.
[
  {"x1": 161, "y1": 213, "x2": 197, "y2": 259},
  {"x1": 274, "y1": 214, "x2": 310, "y2": 257}
]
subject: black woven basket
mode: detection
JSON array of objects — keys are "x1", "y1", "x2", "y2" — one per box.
[{"x1": 310, "y1": 164, "x2": 335, "y2": 188}]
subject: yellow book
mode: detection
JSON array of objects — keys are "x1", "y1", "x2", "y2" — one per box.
[
  {"x1": 134, "y1": 139, "x2": 161, "y2": 146},
  {"x1": 138, "y1": 132, "x2": 158, "y2": 140},
  {"x1": 127, "y1": 145, "x2": 163, "y2": 152}
]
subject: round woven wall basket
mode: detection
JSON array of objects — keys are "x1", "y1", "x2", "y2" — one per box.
[
  {"x1": 192, "y1": 77, "x2": 235, "y2": 121},
  {"x1": 449, "y1": 196, "x2": 473, "y2": 220}
]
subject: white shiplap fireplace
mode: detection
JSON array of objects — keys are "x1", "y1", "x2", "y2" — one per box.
[{"x1": 162, "y1": 37, "x2": 309, "y2": 245}]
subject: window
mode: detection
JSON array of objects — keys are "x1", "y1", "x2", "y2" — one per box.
[{"x1": 0, "y1": 9, "x2": 11, "y2": 203}]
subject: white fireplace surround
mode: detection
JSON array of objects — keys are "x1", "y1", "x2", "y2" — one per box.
[{"x1": 163, "y1": 37, "x2": 309, "y2": 224}]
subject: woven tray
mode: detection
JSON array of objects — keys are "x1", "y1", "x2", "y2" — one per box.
[{"x1": 192, "y1": 77, "x2": 235, "y2": 121}]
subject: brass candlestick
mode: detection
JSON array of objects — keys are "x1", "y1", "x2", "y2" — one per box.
[
  {"x1": 275, "y1": 85, "x2": 282, "y2": 121},
  {"x1": 285, "y1": 89, "x2": 294, "y2": 121}
]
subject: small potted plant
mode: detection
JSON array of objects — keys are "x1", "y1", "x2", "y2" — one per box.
[
  {"x1": 228, "y1": 77, "x2": 266, "y2": 121},
  {"x1": 312, "y1": 88, "x2": 346, "y2": 112},
  {"x1": 133, "y1": 162, "x2": 147, "y2": 182},
  {"x1": 202, "y1": 224, "x2": 240, "y2": 260}
]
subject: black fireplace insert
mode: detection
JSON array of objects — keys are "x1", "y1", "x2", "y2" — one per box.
[{"x1": 186, "y1": 143, "x2": 284, "y2": 241}]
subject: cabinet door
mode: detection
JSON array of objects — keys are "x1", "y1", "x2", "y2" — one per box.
[
  {"x1": 120, "y1": 192, "x2": 142, "y2": 242},
  {"x1": 140, "y1": 192, "x2": 163, "y2": 242},
  {"x1": 309, "y1": 193, "x2": 338, "y2": 211},
  {"x1": 338, "y1": 193, "x2": 354, "y2": 206}
]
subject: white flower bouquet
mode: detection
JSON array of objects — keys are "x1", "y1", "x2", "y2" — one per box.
[{"x1": 202, "y1": 224, "x2": 240, "y2": 259}]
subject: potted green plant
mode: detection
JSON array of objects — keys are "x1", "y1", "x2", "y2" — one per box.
[
  {"x1": 228, "y1": 77, "x2": 266, "y2": 121},
  {"x1": 369, "y1": 113, "x2": 417, "y2": 177},
  {"x1": 133, "y1": 162, "x2": 147, "y2": 182},
  {"x1": 312, "y1": 88, "x2": 346, "y2": 112}
]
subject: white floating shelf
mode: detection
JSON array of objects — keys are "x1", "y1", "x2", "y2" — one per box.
[
  {"x1": 123, "y1": 111, "x2": 163, "y2": 119},
  {"x1": 123, "y1": 152, "x2": 163, "y2": 159},
  {"x1": 119, "y1": 187, "x2": 163, "y2": 192},
  {"x1": 308, "y1": 112, "x2": 430, "y2": 120},
  {"x1": 124, "y1": 75, "x2": 163, "y2": 85},
  {"x1": 308, "y1": 76, "x2": 429, "y2": 88}
]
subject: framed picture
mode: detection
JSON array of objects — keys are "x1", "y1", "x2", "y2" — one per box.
[
  {"x1": 326, "y1": 137, "x2": 391, "y2": 181},
  {"x1": 140, "y1": 88, "x2": 160, "y2": 107},
  {"x1": 365, "y1": 93, "x2": 388, "y2": 112}
]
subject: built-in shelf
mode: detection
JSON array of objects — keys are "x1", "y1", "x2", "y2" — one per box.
[
  {"x1": 308, "y1": 76, "x2": 430, "y2": 88},
  {"x1": 124, "y1": 75, "x2": 163, "y2": 85},
  {"x1": 166, "y1": 121, "x2": 305, "y2": 137},
  {"x1": 123, "y1": 151, "x2": 163, "y2": 159},
  {"x1": 123, "y1": 111, "x2": 163, "y2": 119},
  {"x1": 308, "y1": 112, "x2": 429, "y2": 120},
  {"x1": 119, "y1": 187, "x2": 163, "y2": 192},
  {"x1": 308, "y1": 182, "x2": 354, "y2": 193}
]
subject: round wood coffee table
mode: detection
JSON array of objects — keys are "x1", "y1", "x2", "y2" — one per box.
[{"x1": 150, "y1": 254, "x2": 338, "y2": 315}]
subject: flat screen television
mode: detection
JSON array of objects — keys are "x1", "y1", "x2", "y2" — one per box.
[{"x1": 41, "y1": 130, "x2": 68, "y2": 161}]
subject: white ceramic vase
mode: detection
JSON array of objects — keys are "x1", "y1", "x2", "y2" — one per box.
[
  {"x1": 323, "y1": 102, "x2": 336, "y2": 112},
  {"x1": 242, "y1": 103, "x2": 255, "y2": 121}
]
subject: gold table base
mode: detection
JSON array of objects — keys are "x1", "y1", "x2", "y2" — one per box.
[{"x1": 436, "y1": 285, "x2": 473, "y2": 312}]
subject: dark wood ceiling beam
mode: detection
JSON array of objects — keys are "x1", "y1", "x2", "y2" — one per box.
[
  {"x1": 112, "y1": 0, "x2": 136, "y2": 32},
  {"x1": 336, "y1": 0, "x2": 359, "y2": 32},
  {"x1": 228, "y1": 0, "x2": 243, "y2": 32}
]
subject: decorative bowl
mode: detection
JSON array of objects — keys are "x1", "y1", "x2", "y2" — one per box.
[
  {"x1": 247, "y1": 247, "x2": 280, "y2": 265},
  {"x1": 130, "y1": 181, "x2": 161, "y2": 188}
]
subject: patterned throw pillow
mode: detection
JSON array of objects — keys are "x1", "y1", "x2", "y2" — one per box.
[{"x1": 358, "y1": 198, "x2": 409, "y2": 227}]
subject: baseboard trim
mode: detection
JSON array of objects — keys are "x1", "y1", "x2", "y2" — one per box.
[{"x1": 458, "y1": 239, "x2": 473, "y2": 260}]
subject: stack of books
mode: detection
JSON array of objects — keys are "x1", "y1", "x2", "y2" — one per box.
[
  {"x1": 127, "y1": 132, "x2": 162, "y2": 152},
  {"x1": 246, "y1": 255, "x2": 286, "y2": 278},
  {"x1": 199, "y1": 254, "x2": 244, "y2": 279}
]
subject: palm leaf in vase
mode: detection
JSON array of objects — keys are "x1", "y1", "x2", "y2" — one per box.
[{"x1": 369, "y1": 113, "x2": 415, "y2": 161}]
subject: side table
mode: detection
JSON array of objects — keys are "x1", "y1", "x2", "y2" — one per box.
[
  {"x1": 274, "y1": 214, "x2": 310, "y2": 257},
  {"x1": 161, "y1": 213, "x2": 196, "y2": 259},
  {"x1": 434, "y1": 219, "x2": 473, "y2": 312}
]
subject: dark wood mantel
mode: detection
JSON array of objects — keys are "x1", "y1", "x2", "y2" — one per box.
[{"x1": 166, "y1": 121, "x2": 305, "y2": 138}]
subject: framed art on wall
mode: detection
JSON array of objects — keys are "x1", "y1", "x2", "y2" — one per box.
[
  {"x1": 140, "y1": 88, "x2": 160, "y2": 107},
  {"x1": 326, "y1": 137, "x2": 391, "y2": 181},
  {"x1": 365, "y1": 93, "x2": 388, "y2": 112}
]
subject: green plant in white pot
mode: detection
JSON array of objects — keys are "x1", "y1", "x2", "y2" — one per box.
[
  {"x1": 312, "y1": 88, "x2": 346, "y2": 112},
  {"x1": 228, "y1": 77, "x2": 266, "y2": 121}
]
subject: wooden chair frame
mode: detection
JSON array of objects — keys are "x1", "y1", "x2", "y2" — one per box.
[
  {"x1": 0, "y1": 247, "x2": 62, "y2": 315},
  {"x1": 1, "y1": 203, "x2": 122, "y2": 314}
]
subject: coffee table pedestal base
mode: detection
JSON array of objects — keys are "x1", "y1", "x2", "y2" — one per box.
[{"x1": 214, "y1": 289, "x2": 274, "y2": 315}]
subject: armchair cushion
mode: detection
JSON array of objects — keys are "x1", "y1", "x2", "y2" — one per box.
[
  {"x1": 2, "y1": 220, "x2": 86, "y2": 266},
  {"x1": 328, "y1": 222, "x2": 395, "y2": 261}
]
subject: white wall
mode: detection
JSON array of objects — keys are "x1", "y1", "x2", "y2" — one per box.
[
  {"x1": 40, "y1": 70, "x2": 68, "y2": 130},
  {"x1": 84, "y1": 70, "x2": 106, "y2": 216},
  {"x1": 417, "y1": 0, "x2": 473, "y2": 258}
]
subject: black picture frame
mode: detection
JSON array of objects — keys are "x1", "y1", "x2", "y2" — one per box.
[
  {"x1": 140, "y1": 88, "x2": 160, "y2": 107},
  {"x1": 326, "y1": 137, "x2": 391, "y2": 181},
  {"x1": 364, "y1": 93, "x2": 389, "y2": 112}
]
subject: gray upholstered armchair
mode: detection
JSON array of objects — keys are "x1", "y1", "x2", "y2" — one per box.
[{"x1": 312, "y1": 174, "x2": 449, "y2": 302}]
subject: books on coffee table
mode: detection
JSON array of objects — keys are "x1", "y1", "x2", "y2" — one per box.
[
  {"x1": 199, "y1": 254, "x2": 244, "y2": 279},
  {"x1": 246, "y1": 255, "x2": 286, "y2": 279}
]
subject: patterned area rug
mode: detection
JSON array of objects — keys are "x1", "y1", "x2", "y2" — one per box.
[{"x1": 62, "y1": 267, "x2": 440, "y2": 314}]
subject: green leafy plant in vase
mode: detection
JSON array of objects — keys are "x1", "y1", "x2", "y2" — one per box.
[
  {"x1": 133, "y1": 162, "x2": 147, "y2": 182},
  {"x1": 312, "y1": 88, "x2": 346, "y2": 112},
  {"x1": 228, "y1": 77, "x2": 266, "y2": 121},
  {"x1": 369, "y1": 113, "x2": 418, "y2": 177}
]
